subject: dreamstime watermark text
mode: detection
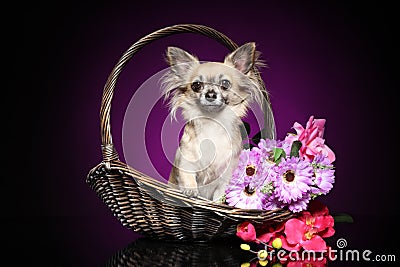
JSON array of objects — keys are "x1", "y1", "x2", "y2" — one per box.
[
  {"x1": 260, "y1": 238, "x2": 396, "y2": 263},
  {"x1": 329, "y1": 238, "x2": 396, "y2": 262}
]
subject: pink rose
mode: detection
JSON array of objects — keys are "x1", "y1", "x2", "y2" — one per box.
[{"x1": 285, "y1": 116, "x2": 335, "y2": 163}]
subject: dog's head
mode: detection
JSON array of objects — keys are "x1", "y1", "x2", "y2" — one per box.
[{"x1": 161, "y1": 43, "x2": 265, "y2": 120}]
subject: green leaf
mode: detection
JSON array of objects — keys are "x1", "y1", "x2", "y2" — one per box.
[
  {"x1": 333, "y1": 213, "x2": 354, "y2": 223},
  {"x1": 290, "y1": 141, "x2": 302, "y2": 158},
  {"x1": 273, "y1": 148, "x2": 286, "y2": 164}
]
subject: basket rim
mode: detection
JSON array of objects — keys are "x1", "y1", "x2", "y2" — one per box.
[{"x1": 90, "y1": 159, "x2": 294, "y2": 222}]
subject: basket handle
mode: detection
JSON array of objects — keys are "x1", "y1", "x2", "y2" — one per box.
[{"x1": 100, "y1": 24, "x2": 275, "y2": 164}]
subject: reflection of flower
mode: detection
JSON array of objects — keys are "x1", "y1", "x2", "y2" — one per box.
[
  {"x1": 287, "y1": 258, "x2": 327, "y2": 267},
  {"x1": 225, "y1": 115, "x2": 336, "y2": 213}
]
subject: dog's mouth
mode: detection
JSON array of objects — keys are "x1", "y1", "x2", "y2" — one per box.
[
  {"x1": 200, "y1": 99, "x2": 224, "y2": 106},
  {"x1": 200, "y1": 101, "x2": 225, "y2": 112}
]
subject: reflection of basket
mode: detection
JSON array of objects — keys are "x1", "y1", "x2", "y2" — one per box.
[
  {"x1": 86, "y1": 24, "x2": 294, "y2": 241},
  {"x1": 105, "y1": 237, "x2": 248, "y2": 266}
]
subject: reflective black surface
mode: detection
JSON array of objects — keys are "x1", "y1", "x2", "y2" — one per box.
[
  {"x1": 3, "y1": 215, "x2": 398, "y2": 266},
  {"x1": 105, "y1": 237, "x2": 249, "y2": 266}
]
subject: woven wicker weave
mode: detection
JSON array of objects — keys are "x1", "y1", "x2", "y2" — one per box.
[{"x1": 86, "y1": 24, "x2": 294, "y2": 241}]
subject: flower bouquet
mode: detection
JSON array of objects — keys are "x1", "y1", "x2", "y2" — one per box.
[
  {"x1": 224, "y1": 115, "x2": 336, "y2": 213},
  {"x1": 237, "y1": 200, "x2": 336, "y2": 266},
  {"x1": 221, "y1": 116, "x2": 346, "y2": 265}
]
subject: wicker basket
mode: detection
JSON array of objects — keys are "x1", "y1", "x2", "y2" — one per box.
[{"x1": 86, "y1": 24, "x2": 294, "y2": 241}]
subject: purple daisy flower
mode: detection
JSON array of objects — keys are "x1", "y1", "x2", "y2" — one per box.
[
  {"x1": 225, "y1": 149, "x2": 270, "y2": 209},
  {"x1": 287, "y1": 194, "x2": 311, "y2": 212},
  {"x1": 263, "y1": 195, "x2": 285, "y2": 211},
  {"x1": 257, "y1": 138, "x2": 292, "y2": 166},
  {"x1": 276, "y1": 139, "x2": 292, "y2": 158},
  {"x1": 232, "y1": 148, "x2": 266, "y2": 187},
  {"x1": 263, "y1": 184, "x2": 311, "y2": 213},
  {"x1": 256, "y1": 139, "x2": 276, "y2": 170},
  {"x1": 257, "y1": 138, "x2": 277, "y2": 157},
  {"x1": 311, "y1": 154, "x2": 335, "y2": 195},
  {"x1": 269, "y1": 156, "x2": 314, "y2": 204},
  {"x1": 225, "y1": 178, "x2": 267, "y2": 209},
  {"x1": 234, "y1": 148, "x2": 262, "y2": 174}
]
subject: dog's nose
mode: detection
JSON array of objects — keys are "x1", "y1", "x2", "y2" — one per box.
[{"x1": 205, "y1": 91, "x2": 217, "y2": 102}]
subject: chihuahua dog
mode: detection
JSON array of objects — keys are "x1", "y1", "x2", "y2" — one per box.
[{"x1": 161, "y1": 42, "x2": 264, "y2": 201}]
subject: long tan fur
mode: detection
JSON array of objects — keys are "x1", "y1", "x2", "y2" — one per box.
[{"x1": 161, "y1": 43, "x2": 264, "y2": 201}]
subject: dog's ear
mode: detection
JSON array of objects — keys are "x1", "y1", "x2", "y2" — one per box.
[
  {"x1": 166, "y1": 47, "x2": 199, "y2": 76},
  {"x1": 224, "y1": 42, "x2": 256, "y2": 74}
]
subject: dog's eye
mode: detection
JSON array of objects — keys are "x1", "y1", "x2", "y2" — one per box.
[
  {"x1": 220, "y1": 79, "x2": 231, "y2": 90},
  {"x1": 191, "y1": 81, "x2": 203, "y2": 92}
]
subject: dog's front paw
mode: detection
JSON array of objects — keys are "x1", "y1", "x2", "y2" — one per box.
[{"x1": 181, "y1": 188, "x2": 199, "y2": 198}]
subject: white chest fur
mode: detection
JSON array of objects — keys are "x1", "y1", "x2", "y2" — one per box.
[
  {"x1": 197, "y1": 119, "x2": 232, "y2": 162},
  {"x1": 187, "y1": 115, "x2": 242, "y2": 182}
]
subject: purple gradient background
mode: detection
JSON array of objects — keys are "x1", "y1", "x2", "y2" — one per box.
[{"x1": 14, "y1": 0, "x2": 398, "y2": 265}]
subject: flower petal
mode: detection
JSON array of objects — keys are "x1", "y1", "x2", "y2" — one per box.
[
  {"x1": 236, "y1": 222, "x2": 257, "y2": 242},
  {"x1": 308, "y1": 200, "x2": 329, "y2": 216},
  {"x1": 284, "y1": 218, "x2": 306, "y2": 244},
  {"x1": 257, "y1": 232, "x2": 274, "y2": 243},
  {"x1": 281, "y1": 234, "x2": 301, "y2": 251},
  {"x1": 319, "y1": 226, "x2": 335, "y2": 238},
  {"x1": 314, "y1": 214, "x2": 334, "y2": 231},
  {"x1": 323, "y1": 143, "x2": 336, "y2": 163},
  {"x1": 292, "y1": 122, "x2": 305, "y2": 135},
  {"x1": 301, "y1": 235, "x2": 327, "y2": 251}
]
